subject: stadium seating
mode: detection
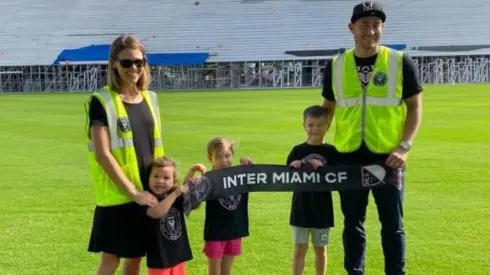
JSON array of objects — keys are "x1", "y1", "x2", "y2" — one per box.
[{"x1": 1, "y1": 0, "x2": 490, "y2": 66}]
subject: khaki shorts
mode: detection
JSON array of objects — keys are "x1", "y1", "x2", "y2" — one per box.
[{"x1": 292, "y1": 226, "x2": 330, "y2": 247}]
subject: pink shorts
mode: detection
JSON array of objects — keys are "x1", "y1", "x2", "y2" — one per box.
[
  {"x1": 203, "y1": 238, "x2": 242, "y2": 259},
  {"x1": 148, "y1": 262, "x2": 186, "y2": 275}
]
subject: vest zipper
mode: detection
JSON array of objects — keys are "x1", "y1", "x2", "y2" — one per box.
[{"x1": 361, "y1": 86, "x2": 367, "y2": 141}]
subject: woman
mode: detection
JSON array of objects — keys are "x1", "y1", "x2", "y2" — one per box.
[{"x1": 85, "y1": 34, "x2": 164, "y2": 275}]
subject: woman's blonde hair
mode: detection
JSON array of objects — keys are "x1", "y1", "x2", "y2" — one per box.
[{"x1": 107, "y1": 34, "x2": 151, "y2": 92}]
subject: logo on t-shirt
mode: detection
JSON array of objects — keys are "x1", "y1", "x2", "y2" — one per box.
[
  {"x1": 219, "y1": 195, "x2": 241, "y2": 211},
  {"x1": 356, "y1": 65, "x2": 374, "y2": 89},
  {"x1": 159, "y1": 207, "x2": 182, "y2": 241},
  {"x1": 301, "y1": 154, "x2": 328, "y2": 166}
]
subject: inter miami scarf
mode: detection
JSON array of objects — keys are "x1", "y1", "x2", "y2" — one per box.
[{"x1": 184, "y1": 164, "x2": 402, "y2": 213}]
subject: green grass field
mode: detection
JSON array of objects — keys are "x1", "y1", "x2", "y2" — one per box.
[{"x1": 0, "y1": 84, "x2": 489, "y2": 275}]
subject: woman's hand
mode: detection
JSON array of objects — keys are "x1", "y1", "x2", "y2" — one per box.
[{"x1": 131, "y1": 191, "x2": 158, "y2": 207}]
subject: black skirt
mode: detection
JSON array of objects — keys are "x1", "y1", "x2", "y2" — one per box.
[{"x1": 88, "y1": 202, "x2": 147, "y2": 258}]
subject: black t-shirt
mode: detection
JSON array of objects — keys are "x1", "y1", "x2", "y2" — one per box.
[
  {"x1": 88, "y1": 96, "x2": 155, "y2": 187},
  {"x1": 145, "y1": 196, "x2": 193, "y2": 269},
  {"x1": 288, "y1": 142, "x2": 337, "y2": 229},
  {"x1": 204, "y1": 192, "x2": 249, "y2": 241},
  {"x1": 321, "y1": 52, "x2": 423, "y2": 165}
]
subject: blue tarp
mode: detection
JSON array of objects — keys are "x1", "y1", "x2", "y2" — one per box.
[{"x1": 53, "y1": 44, "x2": 209, "y2": 66}]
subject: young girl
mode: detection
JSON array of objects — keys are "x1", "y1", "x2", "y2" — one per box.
[
  {"x1": 145, "y1": 156, "x2": 207, "y2": 275},
  {"x1": 203, "y1": 137, "x2": 254, "y2": 275}
]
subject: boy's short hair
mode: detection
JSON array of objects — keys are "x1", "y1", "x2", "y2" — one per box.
[
  {"x1": 303, "y1": 105, "x2": 329, "y2": 120},
  {"x1": 207, "y1": 137, "x2": 235, "y2": 156}
]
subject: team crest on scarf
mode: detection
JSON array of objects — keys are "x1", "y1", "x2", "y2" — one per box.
[
  {"x1": 193, "y1": 176, "x2": 212, "y2": 202},
  {"x1": 361, "y1": 165, "x2": 386, "y2": 187}
]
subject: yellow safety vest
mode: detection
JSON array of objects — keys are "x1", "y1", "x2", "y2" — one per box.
[
  {"x1": 85, "y1": 85, "x2": 165, "y2": 206},
  {"x1": 331, "y1": 46, "x2": 405, "y2": 154}
]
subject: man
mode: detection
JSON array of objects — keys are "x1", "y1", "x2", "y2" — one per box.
[{"x1": 321, "y1": 2, "x2": 423, "y2": 275}]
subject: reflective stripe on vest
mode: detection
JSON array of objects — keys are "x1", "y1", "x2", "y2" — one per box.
[
  {"x1": 148, "y1": 91, "x2": 162, "y2": 132},
  {"x1": 331, "y1": 96, "x2": 401, "y2": 108}
]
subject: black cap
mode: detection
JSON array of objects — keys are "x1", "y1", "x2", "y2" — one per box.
[{"x1": 351, "y1": 1, "x2": 386, "y2": 23}]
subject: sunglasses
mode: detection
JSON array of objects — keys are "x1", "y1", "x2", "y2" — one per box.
[{"x1": 118, "y1": 58, "x2": 146, "y2": 68}]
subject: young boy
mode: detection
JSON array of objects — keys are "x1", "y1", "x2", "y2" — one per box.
[{"x1": 287, "y1": 105, "x2": 338, "y2": 275}]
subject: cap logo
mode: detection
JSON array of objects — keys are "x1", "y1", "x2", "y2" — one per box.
[{"x1": 362, "y1": 2, "x2": 373, "y2": 11}]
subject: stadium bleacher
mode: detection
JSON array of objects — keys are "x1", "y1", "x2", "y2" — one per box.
[{"x1": 2, "y1": 0, "x2": 490, "y2": 66}]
